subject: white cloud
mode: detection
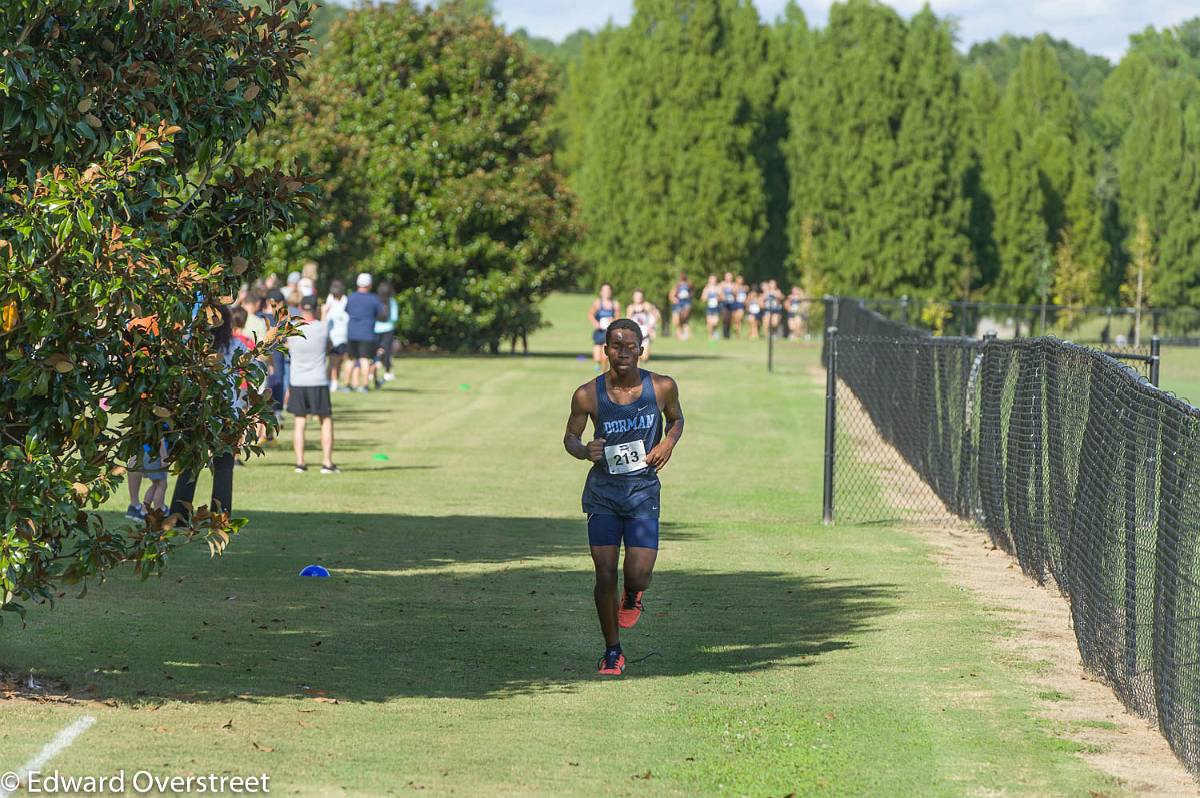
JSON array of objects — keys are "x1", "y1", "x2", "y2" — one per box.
[{"x1": 489, "y1": 0, "x2": 1196, "y2": 59}]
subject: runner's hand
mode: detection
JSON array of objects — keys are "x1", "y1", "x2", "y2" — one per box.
[
  {"x1": 645, "y1": 441, "x2": 674, "y2": 471},
  {"x1": 586, "y1": 438, "x2": 607, "y2": 463}
]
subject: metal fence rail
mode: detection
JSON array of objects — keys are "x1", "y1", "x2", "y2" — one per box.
[{"x1": 822, "y1": 296, "x2": 1200, "y2": 776}]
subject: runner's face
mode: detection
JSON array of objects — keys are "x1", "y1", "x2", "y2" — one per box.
[{"x1": 605, "y1": 329, "x2": 642, "y2": 374}]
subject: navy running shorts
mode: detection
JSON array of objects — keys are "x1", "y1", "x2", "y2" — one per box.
[{"x1": 588, "y1": 513, "x2": 659, "y2": 549}]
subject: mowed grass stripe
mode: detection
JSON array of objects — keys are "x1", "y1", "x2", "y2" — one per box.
[{"x1": 0, "y1": 293, "x2": 1120, "y2": 796}]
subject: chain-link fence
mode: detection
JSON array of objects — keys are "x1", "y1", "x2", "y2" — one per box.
[{"x1": 821, "y1": 297, "x2": 1200, "y2": 776}]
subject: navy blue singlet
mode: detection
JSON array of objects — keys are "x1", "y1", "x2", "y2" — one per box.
[
  {"x1": 594, "y1": 301, "x2": 615, "y2": 324},
  {"x1": 581, "y1": 369, "x2": 662, "y2": 519}
]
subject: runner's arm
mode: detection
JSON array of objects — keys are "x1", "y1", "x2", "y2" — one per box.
[
  {"x1": 646, "y1": 376, "x2": 683, "y2": 470},
  {"x1": 587, "y1": 300, "x2": 599, "y2": 330},
  {"x1": 565, "y1": 385, "x2": 604, "y2": 462}
]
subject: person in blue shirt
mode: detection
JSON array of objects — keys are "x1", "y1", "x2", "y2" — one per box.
[
  {"x1": 345, "y1": 272, "x2": 386, "y2": 392},
  {"x1": 668, "y1": 272, "x2": 692, "y2": 341}
]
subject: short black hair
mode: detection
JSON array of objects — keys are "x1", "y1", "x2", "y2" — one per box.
[{"x1": 605, "y1": 318, "x2": 643, "y2": 347}]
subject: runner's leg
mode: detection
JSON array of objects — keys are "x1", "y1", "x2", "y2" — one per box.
[
  {"x1": 590, "y1": 544, "x2": 621, "y2": 647},
  {"x1": 623, "y1": 546, "x2": 658, "y2": 595}
]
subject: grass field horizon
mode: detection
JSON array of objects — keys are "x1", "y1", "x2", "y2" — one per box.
[{"x1": 0, "y1": 293, "x2": 1159, "y2": 796}]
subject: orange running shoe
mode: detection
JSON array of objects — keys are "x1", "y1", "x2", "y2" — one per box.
[
  {"x1": 618, "y1": 591, "x2": 645, "y2": 629},
  {"x1": 597, "y1": 649, "x2": 626, "y2": 676}
]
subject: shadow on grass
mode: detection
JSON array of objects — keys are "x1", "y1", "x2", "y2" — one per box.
[{"x1": 1, "y1": 512, "x2": 898, "y2": 705}]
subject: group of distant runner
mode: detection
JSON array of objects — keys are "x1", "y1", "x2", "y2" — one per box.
[{"x1": 588, "y1": 272, "x2": 814, "y2": 370}]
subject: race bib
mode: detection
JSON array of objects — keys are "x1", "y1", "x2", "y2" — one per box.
[
  {"x1": 599, "y1": 317, "x2": 612, "y2": 330},
  {"x1": 707, "y1": 296, "x2": 719, "y2": 309},
  {"x1": 678, "y1": 287, "x2": 690, "y2": 299},
  {"x1": 605, "y1": 440, "x2": 648, "y2": 475}
]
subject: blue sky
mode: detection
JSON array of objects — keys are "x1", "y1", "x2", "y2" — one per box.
[{"x1": 475, "y1": 1, "x2": 1196, "y2": 62}]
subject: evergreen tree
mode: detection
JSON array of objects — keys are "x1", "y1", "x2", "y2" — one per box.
[
  {"x1": 574, "y1": 0, "x2": 770, "y2": 301},
  {"x1": 1114, "y1": 73, "x2": 1200, "y2": 307},
  {"x1": 981, "y1": 37, "x2": 1108, "y2": 303},
  {"x1": 784, "y1": 0, "x2": 910, "y2": 296},
  {"x1": 891, "y1": 7, "x2": 973, "y2": 297},
  {"x1": 746, "y1": 2, "x2": 804, "y2": 282},
  {"x1": 1099, "y1": 21, "x2": 1200, "y2": 308},
  {"x1": 966, "y1": 34, "x2": 1112, "y2": 127},
  {"x1": 962, "y1": 65, "x2": 1002, "y2": 295},
  {"x1": 556, "y1": 28, "x2": 611, "y2": 179}
]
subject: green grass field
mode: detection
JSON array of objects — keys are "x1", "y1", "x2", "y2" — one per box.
[{"x1": 0, "y1": 294, "x2": 1133, "y2": 796}]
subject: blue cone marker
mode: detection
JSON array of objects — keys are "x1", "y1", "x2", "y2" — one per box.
[{"x1": 299, "y1": 565, "x2": 330, "y2": 578}]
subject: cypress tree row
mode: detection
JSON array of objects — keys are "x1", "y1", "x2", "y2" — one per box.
[
  {"x1": 891, "y1": 8, "x2": 973, "y2": 298},
  {"x1": 784, "y1": 0, "x2": 909, "y2": 296},
  {"x1": 262, "y1": 0, "x2": 1200, "y2": 316},
  {"x1": 570, "y1": 0, "x2": 771, "y2": 302}
]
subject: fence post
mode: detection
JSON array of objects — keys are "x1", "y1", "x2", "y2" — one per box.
[
  {"x1": 900, "y1": 295, "x2": 910, "y2": 326},
  {"x1": 823, "y1": 326, "x2": 838, "y2": 525},
  {"x1": 1150, "y1": 336, "x2": 1161, "y2": 388}
]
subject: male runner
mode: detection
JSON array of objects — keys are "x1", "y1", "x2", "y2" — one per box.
[{"x1": 564, "y1": 318, "x2": 685, "y2": 676}]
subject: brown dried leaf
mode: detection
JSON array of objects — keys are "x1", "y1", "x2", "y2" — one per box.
[
  {"x1": 76, "y1": 98, "x2": 93, "y2": 113},
  {"x1": 243, "y1": 84, "x2": 260, "y2": 101},
  {"x1": 223, "y1": 77, "x2": 239, "y2": 92}
]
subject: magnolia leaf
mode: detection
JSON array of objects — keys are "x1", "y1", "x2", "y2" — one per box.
[
  {"x1": 85, "y1": 114, "x2": 102, "y2": 128},
  {"x1": 1, "y1": 301, "x2": 17, "y2": 334},
  {"x1": 232, "y1": 256, "x2": 249, "y2": 275},
  {"x1": 77, "y1": 98, "x2": 93, "y2": 113},
  {"x1": 223, "y1": 77, "x2": 239, "y2": 92},
  {"x1": 152, "y1": 406, "x2": 172, "y2": 419},
  {"x1": 243, "y1": 84, "x2": 261, "y2": 102}
]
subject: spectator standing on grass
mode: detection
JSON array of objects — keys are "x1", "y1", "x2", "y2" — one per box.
[
  {"x1": 346, "y1": 272, "x2": 386, "y2": 393},
  {"x1": 322, "y1": 278, "x2": 350, "y2": 392},
  {"x1": 125, "y1": 439, "x2": 169, "y2": 521},
  {"x1": 374, "y1": 281, "x2": 399, "y2": 385},
  {"x1": 288, "y1": 296, "x2": 338, "y2": 474},
  {"x1": 240, "y1": 290, "x2": 269, "y2": 346},
  {"x1": 169, "y1": 305, "x2": 246, "y2": 519}
]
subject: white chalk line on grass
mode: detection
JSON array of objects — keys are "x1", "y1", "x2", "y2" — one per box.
[{"x1": 0, "y1": 715, "x2": 96, "y2": 798}]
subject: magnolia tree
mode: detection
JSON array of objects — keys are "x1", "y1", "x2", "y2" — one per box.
[
  {"x1": 0, "y1": 0, "x2": 313, "y2": 618},
  {"x1": 245, "y1": 1, "x2": 580, "y2": 352}
]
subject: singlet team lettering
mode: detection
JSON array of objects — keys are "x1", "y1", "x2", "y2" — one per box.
[{"x1": 603, "y1": 413, "x2": 657, "y2": 437}]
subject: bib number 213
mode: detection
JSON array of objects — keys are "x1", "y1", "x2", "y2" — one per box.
[{"x1": 605, "y1": 440, "x2": 648, "y2": 475}]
